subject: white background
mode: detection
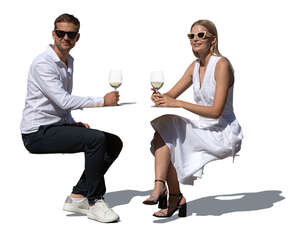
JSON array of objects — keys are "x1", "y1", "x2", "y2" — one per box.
[{"x1": 1, "y1": 0, "x2": 299, "y2": 235}]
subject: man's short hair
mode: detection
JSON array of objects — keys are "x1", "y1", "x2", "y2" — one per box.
[{"x1": 54, "y1": 13, "x2": 80, "y2": 32}]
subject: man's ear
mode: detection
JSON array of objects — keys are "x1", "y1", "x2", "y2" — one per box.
[
  {"x1": 52, "y1": 31, "x2": 56, "y2": 40},
  {"x1": 75, "y1": 33, "x2": 80, "y2": 42}
]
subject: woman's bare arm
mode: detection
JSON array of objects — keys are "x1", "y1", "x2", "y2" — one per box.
[
  {"x1": 151, "y1": 61, "x2": 195, "y2": 103},
  {"x1": 165, "y1": 61, "x2": 195, "y2": 98},
  {"x1": 155, "y1": 57, "x2": 234, "y2": 119}
]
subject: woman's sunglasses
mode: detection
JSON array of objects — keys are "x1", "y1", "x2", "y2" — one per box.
[
  {"x1": 55, "y1": 30, "x2": 78, "y2": 39},
  {"x1": 187, "y1": 31, "x2": 211, "y2": 40}
]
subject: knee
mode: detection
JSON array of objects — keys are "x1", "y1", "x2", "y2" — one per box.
[
  {"x1": 104, "y1": 133, "x2": 123, "y2": 160},
  {"x1": 115, "y1": 135, "x2": 123, "y2": 152},
  {"x1": 154, "y1": 132, "x2": 164, "y2": 146},
  {"x1": 152, "y1": 132, "x2": 165, "y2": 152},
  {"x1": 111, "y1": 134, "x2": 123, "y2": 155}
]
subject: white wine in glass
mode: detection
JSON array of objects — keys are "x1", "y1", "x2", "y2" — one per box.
[
  {"x1": 109, "y1": 70, "x2": 123, "y2": 91},
  {"x1": 150, "y1": 71, "x2": 164, "y2": 93},
  {"x1": 109, "y1": 81, "x2": 122, "y2": 90}
]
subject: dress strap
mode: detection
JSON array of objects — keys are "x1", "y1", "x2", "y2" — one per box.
[{"x1": 192, "y1": 59, "x2": 200, "y2": 85}]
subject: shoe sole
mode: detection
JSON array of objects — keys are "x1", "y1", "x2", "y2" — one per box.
[
  {"x1": 142, "y1": 201, "x2": 157, "y2": 205},
  {"x1": 87, "y1": 213, "x2": 119, "y2": 223},
  {"x1": 63, "y1": 204, "x2": 89, "y2": 214}
]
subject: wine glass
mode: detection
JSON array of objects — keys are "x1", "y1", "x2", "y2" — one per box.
[
  {"x1": 108, "y1": 70, "x2": 123, "y2": 91},
  {"x1": 150, "y1": 71, "x2": 164, "y2": 93}
]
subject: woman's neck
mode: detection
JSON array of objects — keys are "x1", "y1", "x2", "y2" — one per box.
[{"x1": 198, "y1": 53, "x2": 212, "y2": 67}]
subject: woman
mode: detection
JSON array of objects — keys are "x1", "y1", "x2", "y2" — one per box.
[{"x1": 143, "y1": 19, "x2": 243, "y2": 218}]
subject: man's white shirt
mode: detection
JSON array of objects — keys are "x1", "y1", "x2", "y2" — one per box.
[{"x1": 20, "y1": 45, "x2": 104, "y2": 134}]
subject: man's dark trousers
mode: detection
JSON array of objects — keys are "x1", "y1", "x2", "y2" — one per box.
[{"x1": 22, "y1": 123, "x2": 123, "y2": 204}]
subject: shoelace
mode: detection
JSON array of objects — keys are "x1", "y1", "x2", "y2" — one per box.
[{"x1": 94, "y1": 201, "x2": 112, "y2": 215}]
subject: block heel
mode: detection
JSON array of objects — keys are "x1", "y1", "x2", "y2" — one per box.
[
  {"x1": 153, "y1": 192, "x2": 187, "y2": 218},
  {"x1": 178, "y1": 203, "x2": 187, "y2": 217},
  {"x1": 158, "y1": 194, "x2": 167, "y2": 209}
]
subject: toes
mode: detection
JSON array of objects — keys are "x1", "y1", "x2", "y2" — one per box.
[{"x1": 154, "y1": 209, "x2": 166, "y2": 217}]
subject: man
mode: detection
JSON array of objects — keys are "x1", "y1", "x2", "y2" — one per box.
[{"x1": 20, "y1": 13, "x2": 122, "y2": 223}]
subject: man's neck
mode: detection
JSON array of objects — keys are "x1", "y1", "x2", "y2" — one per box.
[{"x1": 52, "y1": 44, "x2": 69, "y2": 65}]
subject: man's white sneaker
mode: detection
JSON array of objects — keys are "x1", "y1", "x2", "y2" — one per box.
[
  {"x1": 87, "y1": 199, "x2": 119, "y2": 223},
  {"x1": 63, "y1": 196, "x2": 89, "y2": 214}
]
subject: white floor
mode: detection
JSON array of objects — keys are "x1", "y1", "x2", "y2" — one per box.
[{"x1": 1, "y1": 0, "x2": 300, "y2": 235}]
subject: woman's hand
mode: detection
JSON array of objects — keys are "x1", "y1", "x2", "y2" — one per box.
[
  {"x1": 151, "y1": 89, "x2": 161, "y2": 103},
  {"x1": 153, "y1": 93, "x2": 180, "y2": 107}
]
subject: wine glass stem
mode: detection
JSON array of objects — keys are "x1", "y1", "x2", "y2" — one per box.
[{"x1": 115, "y1": 88, "x2": 119, "y2": 105}]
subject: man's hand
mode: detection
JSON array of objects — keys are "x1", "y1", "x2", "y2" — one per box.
[
  {"x1": 75, "y1": 122, "x2": 90, "y2": 128},
  {"x1": 104, "y1": 91, "x2": 119, "y2": 106}
]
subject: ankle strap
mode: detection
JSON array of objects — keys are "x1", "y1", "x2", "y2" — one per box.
[{"x1": 155, "y1": 179, "x2": 166, "y2": 184}]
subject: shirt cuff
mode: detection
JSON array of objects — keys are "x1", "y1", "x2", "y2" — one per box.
[{"x1": 91, "y1": 96, "x2": 104, "y2": 107}]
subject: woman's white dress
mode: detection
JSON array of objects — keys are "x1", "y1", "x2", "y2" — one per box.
[{"x1": 150, "y1": 55, "x2": 243, "y2": 185}]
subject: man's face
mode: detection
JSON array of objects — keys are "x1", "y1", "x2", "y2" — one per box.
[{"x1": 52, "y1": 22, "x2": 80, "y2": 53}]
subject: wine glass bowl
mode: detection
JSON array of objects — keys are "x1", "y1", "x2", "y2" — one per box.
[
  {"x1": 150, "y1": 71, "x2": 164, "y2": 93},
  {"x1": 109, "y1": 70, "x2": 123, "y2": 91}
]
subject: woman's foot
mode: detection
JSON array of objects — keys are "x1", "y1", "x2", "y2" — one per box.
[
  {"x1": 153, "y1": 193, "x2": 187, "y2": 217},
  {"x1": 143, "y1": 180, "x2": 168, "y2": 208}
]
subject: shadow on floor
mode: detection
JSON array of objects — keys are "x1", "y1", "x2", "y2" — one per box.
[
  {"x1": 153, "y1": 190, "x2": 285, "y2": 223},
  {"x1": 105, "y1": 189, "x2": 151, "y2": 207},
  {"x1": 66, "y1": 189, "x2": 284, "y2": 221}
]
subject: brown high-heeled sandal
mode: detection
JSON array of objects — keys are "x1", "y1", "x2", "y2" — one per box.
[
  {"x1": 143, "y1": 179, "x2": 168, "y2": 209},
  {"x1": 153, "y1": 192, "x2": 187, "y2": 218}
]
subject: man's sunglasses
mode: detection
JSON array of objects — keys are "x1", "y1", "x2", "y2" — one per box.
[
  {"x1": 187, "y1": 31, "x2": 212, "y2": 40},
  {"x1": 55, "y1": 30, "x2": 78, "y2": 39}
]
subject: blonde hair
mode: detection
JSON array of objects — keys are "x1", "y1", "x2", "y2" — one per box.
[{"x1": 190, "y1": 19, "x2": 221, "y2": 56}]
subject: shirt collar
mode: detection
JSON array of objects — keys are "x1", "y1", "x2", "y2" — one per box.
[{"x1": 47, "y1": 44, "x2": 74, "y2": 64}]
